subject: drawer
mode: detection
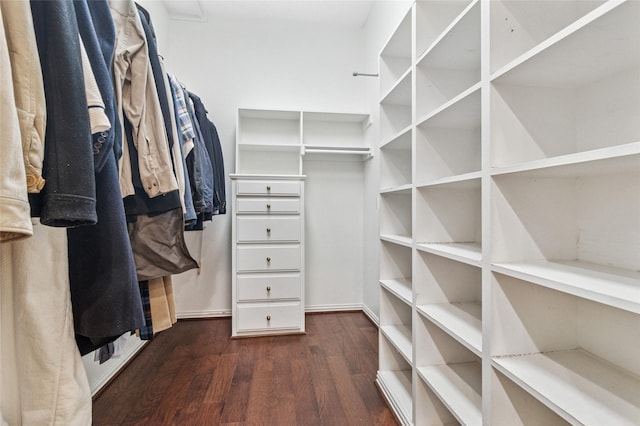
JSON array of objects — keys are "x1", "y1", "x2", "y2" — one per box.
[
  {"x1": 236, "y1": 197, "x2": 301, "y2": 214},
  {"x1": 237, "y1": 273, "x2": 301, "y2": 301},
  {"x1": 237, "y1": 216, "x2": 301, "y2": 242},
  {"x1": 236, "y1": 180, "x2": 301, "y2": 196},
  {"x1": 237, "y1": 245, "x2": 301, "y2": 272},
  {"x1": 236, "y1": 302, "x2": 302, "y2": 332}
]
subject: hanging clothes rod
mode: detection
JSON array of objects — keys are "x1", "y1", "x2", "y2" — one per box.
[{"x1": 352, "y1": 72, "x2": 379, "y2": 77}]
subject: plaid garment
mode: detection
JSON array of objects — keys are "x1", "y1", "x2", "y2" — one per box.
[
  {"x1": 138, "y1": 280, "x2": 154, "y2": 340},
  {"x1": 168, "y1": 74, "x2": 195, "y2": 148}
]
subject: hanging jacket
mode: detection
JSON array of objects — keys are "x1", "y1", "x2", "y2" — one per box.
[
  {"x1": 30, "y1": 0, "x2": 97, "y2": 227},
  {"x1": 69, "y1": 0, "x2": 144, "y2": 355}
]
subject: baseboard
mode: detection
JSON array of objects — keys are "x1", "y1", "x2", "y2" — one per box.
[
  {"x1": 361, "y1": 304, "x2": 379, "y2": 327},
  {"x1": 89, "y1": 338, "x2": 148, "y2": 397},
  {"x1": 304, "y1": 303, "x2": 363, "y2": 313},
  {"x1": 176, "y1": 309, "x2": 231, "y2": 319}
]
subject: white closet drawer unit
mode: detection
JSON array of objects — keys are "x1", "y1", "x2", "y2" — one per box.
[
  {"x1": 237, "y1": 245, "x2": 301, "y2": 272},
  {"x1": 237, "y1": 273, "x2": 301, "y2": 301},
  {"x1": 236, "y1": 180, "x2": 301, "y2": 196},
  {"x1": 236, "y1": 197, "x2": 301, "y2": 214},
  {"x1": 236, "y1": 216, "x2": 301, "y2": 243},
  {"x1": 236, "y1": 302, "x2": 302, "y2": 332}
]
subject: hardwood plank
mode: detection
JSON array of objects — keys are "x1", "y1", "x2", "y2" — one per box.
[{"x1": 92, "y1": 312, "x2": 398, "y2": 426}]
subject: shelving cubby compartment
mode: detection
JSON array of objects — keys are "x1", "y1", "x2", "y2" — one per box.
[
  {"x1": 301, "y1": 112, "x2": 372, "y2": 161},
  {"x1": 379, "y1": 186, "x2": 412, "y2": 246},
  {"x1": 236, "y1": 109, "x2": 302, "y2": 175},
  {"x1": 491, "y1": 159, "x2": 640, "y2": 313},
  {"x1": 490, "y1": 0, "x2": 606, "y2": 75},
  {"x1": 490, "y1": 273, "x2": 640, "y2": 425},
  {"x1": 380, "y1": 128, "x2": 412, "y2": 190},
  {"x1": 415, "y1": 179, "x2": 481, "y2": 267},
  {"x1": 415, "y1": 0, "x2": 474, "y2": 59},
  {"x1": 415, "y1": 87, "x2": 480, "y2": 184},
  {"x1": 490, "y1": 0, "x2": 640, "y2": 168},
  {"x1": 415, "y1": 0, "x2": 480, "y2": 121}
]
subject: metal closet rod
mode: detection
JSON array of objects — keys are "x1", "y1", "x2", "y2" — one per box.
[{"x1": 352, "y1": 72, "x2": 379, "y2": 77}]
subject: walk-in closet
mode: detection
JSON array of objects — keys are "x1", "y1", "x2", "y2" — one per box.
[{"x1": 1, "y1": 1, "x2": 638, "y2": 425}]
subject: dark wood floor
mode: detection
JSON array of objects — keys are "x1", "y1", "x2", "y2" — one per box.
[{"x1": 92, "y1": 312, "x2": 398, "y2": 425}]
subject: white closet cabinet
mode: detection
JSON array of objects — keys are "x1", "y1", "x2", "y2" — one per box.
[
  {"x1": 232, "y1": 108, "x2": 371, "y2": 337},
  {"x1": 377, "y1": 1, "x2": 640, "y2": 425}
]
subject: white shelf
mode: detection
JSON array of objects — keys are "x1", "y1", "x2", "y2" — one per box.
[
  {"x1": 380, "y1": 325, "x2": 413, "y2": 365},
  {"x1": 492, "y1": 260, "x2": 640, "y2": 314},
  {"x1": 380, "y1": 278, "x2": 412, "y2": 306},
  {"x1": 491, "y1": 142, "x2": 640, "y2": 178},
  {"x1": 416, "y1": 172, "x2": 481, "y2": 189},
  {"x1": 238, "y1": 143, "x2": 301, "y2": 152},
  {"x1": 380, "y1": 234, "x2": 413, "y2": 248},
  {"x1": 417, "y1": 362, "x2": 482, "y2": 426},
  {"x1": 492, "y1": 1, "x2": 640, "y2": 87},
  {"x1": 381, "y1": 69, "x2": 412, "y2": 106},
  {"x1": 379, "y1": 184, "x2": 412, "y2": 194},
  {"x1": 417, "y1": 302, "x2": 482, "y2": 356},
  {"x1": 492, "y1": 349, "x2": 640, "y2": 426},
  {"x1": 416, "y1": 242, "x2": 481, "y2": 267},
  {"x1": 380, "y1": 126, "x2": 412, "y2": 150},
  {"x1": 416, "y1": 83, "x2": 481, "y2": 129},
  {"x1": 376, "y1": 370, "x2": 413, "y2": 426}
]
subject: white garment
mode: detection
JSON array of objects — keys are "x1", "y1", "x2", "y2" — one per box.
[{"x1": 0, "y1": 222, "x2": 92, "y2": 425}]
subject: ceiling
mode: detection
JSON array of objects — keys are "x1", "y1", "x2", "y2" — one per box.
[{"x1": 161, "y1": 0, "x2": 374, "y2": 28}]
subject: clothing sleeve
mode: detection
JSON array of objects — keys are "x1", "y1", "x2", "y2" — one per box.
[
  {"x1": 0, "y1": 6, "x2": 32, "y2": 241},
  {"x1": 109, "y1": 0, "x2": 177, "y2": 198}
]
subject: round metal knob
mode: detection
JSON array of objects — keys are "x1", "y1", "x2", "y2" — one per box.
[
  {"x1": 266, "y1": 286, "x2": 271, "y2": 292},
  {"x1": 266, "y1": 257, "x2": 271, "y2": 262},
  {"x1": 266, "y1": 204, "x2": 271, "y2": 209},
  {"x1": 266, "y1": 185, "x2": 271, "y2": 191},
  {"x1": 266, "y1": 227, "x2": 271, "y2": 233},
  {"x1": 266, "y1": 315, "x2": 271, "y2": 321}
]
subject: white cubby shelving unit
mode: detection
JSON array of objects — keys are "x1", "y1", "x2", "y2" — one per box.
[{"x1": 377, "y1": 1, "x2": 640, "y2": 424}]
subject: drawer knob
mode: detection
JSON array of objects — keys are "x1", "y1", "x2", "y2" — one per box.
[
  {"x1": 266, "y1": 257, "x2": 271, "y2": 262},
  {"x1": 266, "y1": 185, "x2": 271, "y2": 191},
  {"x1": 266, "y1": 204, "x2": 271, "y2": 209},
  {"x1": 266, "y1": 315, "x2": 271, "y2": 321},
  {"x1": 266, "y1": 227, "x2": 271, "y2": 233},
  {"x1": 266, "y1": 286, "x2": 271, "y2": 292}
]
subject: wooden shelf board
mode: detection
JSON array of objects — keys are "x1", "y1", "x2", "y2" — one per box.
[
  {"x1": 380, "y1": 234, "x2": 413, "y2": 248},
  {"x1": 415, "y1": 242, "x2": 482, "y2": 267},
  {"x1": 417, "y1": 302, "x2": 482, "y2": 356},
  {"x1": 491, "y1": 260, "x2": 640, "y2": 314},
  {"x1": 492, "y1": 349, "x2": 640, "y2": 426},
  {"x1": 380, "y1": 278, "x2": 413, "y2": 306},
  {"x1": 417, "y1": 362, "x2": 482, "y2": 426},
  {"x1": 491, "y1": 142, "x2": 640, "y2": 178},
  {"x1": 376, "y1": 370, "x2": 413, "y2": 426},
  {"x1": 380, "y1": 325, "x2": 413, "y2": 364}
]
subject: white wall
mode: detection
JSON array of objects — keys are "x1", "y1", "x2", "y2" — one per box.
[
  {"x1": 361, "y1": 0, "x2": 413, "y2": 322},
  {"x1": 161, "y1": 11, "x2": 370, "y2": 316}
]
